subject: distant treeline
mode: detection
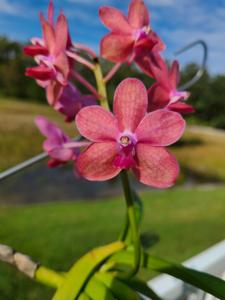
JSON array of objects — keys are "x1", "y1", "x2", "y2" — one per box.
[{"x1": 0, "y1": 36, "x2": 225, "y2": 128}]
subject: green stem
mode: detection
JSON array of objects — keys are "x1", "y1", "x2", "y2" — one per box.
[
  {"x1": 93, "y1": 60, "x2": 109, "y2": 110},
  {"x1": 120, "y1": 170, "x2": 141, "y2": 278},
  {"x1": 119, "y1": 213, "x2": 129, "y2": 242},
  {"x1": 35, "y1": 266, "x2": 64, "y2": 288}
]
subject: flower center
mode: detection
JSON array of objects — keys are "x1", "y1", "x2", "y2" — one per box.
[
  {"x1": 133, "y1": 26, "x2": 151, "y2": 41},
  {"x1": 169, "y1": 90, "x2": 189, "y2": 104},
  {"x1": 120, "y1": 135, "x2": 131, "y2": 146},
  {"x1": 114, "y1": 134, "x2": 137, "y2": 169}
]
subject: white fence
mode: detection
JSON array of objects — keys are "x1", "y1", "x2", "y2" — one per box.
[{"x1": 148, "y1": 239, "x2": 225, "y2": 299}]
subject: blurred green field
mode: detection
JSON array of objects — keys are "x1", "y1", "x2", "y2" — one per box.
[
  {"x1": 0, "y1": 98, "x2": 75, "y2": 171},
  {"x1": 0, "y1": 187, "x2": 225, "y2": 299},
  {"x1": 173, "y1": 126, "x2": 225, "y2": 182}
]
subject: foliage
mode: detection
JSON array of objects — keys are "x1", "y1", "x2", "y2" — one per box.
[{"x1": 0, "y1": 37, "x2": 45, "y2": 102}]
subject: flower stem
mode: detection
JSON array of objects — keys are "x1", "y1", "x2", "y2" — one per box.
[
  {"x1": 67, "y1": 51, "x2": 95, "y2": 71},
  {"x1": 120, "y1": 170, "x2": 141, "y2": 278},
  {"x1": 35, "y1": 266, "x2": 64, "y2": 288},
  {"x1": 71, "y1": 70, "x2": 100, "y2": 99},
  {"x1": 93, "y1": 59, "x2": 110, "y2": 110},
  {"x1": 73, "y1": 43, "x2": 97, "y2": 60},
  {"x1": 0, "y1": 243, "x2": 64, "y2": 289},
  {"x1": 104, "y1": 63, "x2": 122, "y2": 83}
]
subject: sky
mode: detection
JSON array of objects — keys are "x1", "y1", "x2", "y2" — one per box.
[{"x1": 0, "y1": 0, "x2": 225, "y2": 75}]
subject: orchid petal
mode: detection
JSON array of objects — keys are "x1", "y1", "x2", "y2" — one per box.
[
  {"x1": 134, "y1": 144, "x2": 179, "y2": 188},
  {"x1": 150, "y1": 31, "x2": 166, "y2": 52},
  {"x1": 169, "y1": 60, "x2": 180, "y2": 88},
  {"x1": 35, "y1": 116, "x2": 65, "y2": 139},
  {"x1": 48, "y1": 158, "x2": 64, "y2": 168},
  {"x1": 54, "y1": 52, "x2": 70, "y2": 83},
  {"x1": 23, "y1": 45, "x2": 49, "y2": 57},
  {"x1": 76, "y1": 106, "x2": 119, "y2": 142},
  {"x1": 48, "y1": 0, "x2": 54, "y2": 25},
  {"x1": 148, "y1": 83, "x2": 170, "y2": 112},
  {"x1": 48, "y1": 146, "x2": 75, "y2": 161},
  {"x1": 135, "y1": 109, "x2": 185, "y2": 146},
  {"x1": 55, "y1": 84, "x2": 97, "y2": 123},
  {"x1": 168, "y1": 102, "x2": 195, "y2": 114},
  {"x1": 40, "y1": 13, "x2": 55, "y2": 54},
  {"x1": 77, "y1": 142, "x2": 121, "y2": 181},
  {"x1": 99, "y1": 6, "x2": 132, "y2": 33},
  {"x1": 35, "y1": 116, "x2": 75, "y2": 162},
  {"x1": 100, "y1": 32, "x2": 134, "y2": 62},
  {"x1": 26, "y1": 65, "x2": 55, "y2": 81},
  {"x1": 31, "y1": 37, "x2": 45, "y2": 47},
  {"x1": 128, "y1": 0, "x2": 149, "y2": 29},
  {"x1": 36, "y1": 79, "x2": 49, "y2": 88},
  {"x1": 135, "y1": 49, "x2": 165, "y2": 78},
  {"x1": 46, "y1": 80, "x2": 64, "y2": 105},
  {"x1": 81, "y1": 95, "x2": 97, "y2": 107},
  {"x1": 55, "y1": 13, "x2": 69, "y2": 55},
  {"x1": 114, "y1": 78, "x2": 148, "y2": 132}
]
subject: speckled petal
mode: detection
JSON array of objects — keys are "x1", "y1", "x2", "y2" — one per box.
[
  {"x1": 133, "y1": 144, "x2": 179, "y2": 188},
  {"x1": 77, "y1": 142, "x2": 121, "y2": 181}
]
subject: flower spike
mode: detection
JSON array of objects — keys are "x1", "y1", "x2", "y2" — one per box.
[{"x1": 24, "y1": 1, "x2": 73, "y2": 105}]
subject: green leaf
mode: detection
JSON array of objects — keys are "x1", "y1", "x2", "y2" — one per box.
[
  {"x1": 95, "y1": 272, "x2": 142, "y2": 300},
  {"x1": 124, "y1": 278, "x2": 163, "y2": 300},
  {"x1": 144, "y1": 254, "x2": 225, "y2": 300},
  {"x1": 78, "y1": 292, "x2": 92, "y2": 300},
  {"x1": 109, "y1": 251, "x2": 225, "y2": 300},
  {"x1": 52, "y1": 241, "x2": 124, "y2": 300},
  {"x1": 85, "y1": 277, "x2": 116, "y2": 300}
]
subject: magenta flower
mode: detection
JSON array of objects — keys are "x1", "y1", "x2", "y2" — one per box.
[
  {"x1": 148, "y1": 57, "x2": 194, "y2": 114},
  {"x1": 75, "y1": 78, "x2": 185, "y2": 188},
  {"x1": 24, "y1": 0, "x2": 73, "y2": 104},
  {"x1": 54, "y1": 83, "x2": 97, "y2": 122},
  {"x1": 99, "y1": 0, "x2": 164, "y2": 66},
  {"x1": 35, "y1": 116, "x2": 77, "y2": 167}
]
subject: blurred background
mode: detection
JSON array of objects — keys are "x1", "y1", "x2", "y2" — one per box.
[{"x1": 0, "y1": 0, "x2": 225, "y2": 299}]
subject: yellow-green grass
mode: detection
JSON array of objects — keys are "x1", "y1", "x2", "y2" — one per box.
[
  {"x1": 0, "y1": 187, "x2": 225, "y2": 299},
  {"x1": 0, "y1": 98, "x2": 75, "y2": 171},
  {"x1": 173, "y1": 126, "x2": 225, "y2": 181}
]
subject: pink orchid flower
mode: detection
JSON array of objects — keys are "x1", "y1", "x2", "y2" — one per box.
[
  {"x1": 147, "y1": 56, "x2": 194, "y2": 114},
  {"x1": 35, "y1": 116, "x2": 79, "y2": 168},
  {"x1": 54, "y1": 83, "x2": 97, "y2": 122},
  {"x1": 99, "y1": 0, "x2": 165, "y2": 67},
  {"x1": 75, "y1": 78, "x2": 185, "y2": 188},
  {"x1": 24, "y1": 0, "x2": 73, "y2": 104}
]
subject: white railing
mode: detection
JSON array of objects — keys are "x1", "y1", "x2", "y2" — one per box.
[{"x1": 147, "y1": 239, "x2": 225, "y2": 299}]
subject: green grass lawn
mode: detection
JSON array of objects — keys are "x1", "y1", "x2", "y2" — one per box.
[{"x1": 0, "y1": 187, "x2": 225, "y2": 299}]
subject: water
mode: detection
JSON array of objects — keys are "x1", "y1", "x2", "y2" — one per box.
[{"x1": 0, "y1": 159, "x2": 222, "y2": 205}]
